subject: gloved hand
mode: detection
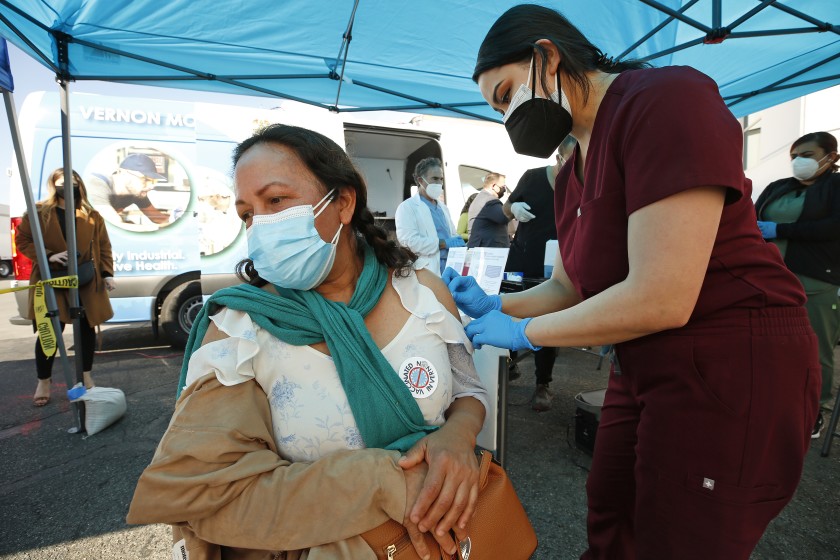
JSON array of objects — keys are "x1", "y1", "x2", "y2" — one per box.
[
  {"x1": 510, "y1": 201, "x2": 536, "y2": 222},
  {"x1": 757, "y1": 221, "x2": 777, "y2": 239},
  {"x1": 465, "y1": 311, "x2": 541, "y2": 351},
  {"x1": 442, "y1": 269, "x2": 502, "y2": 318},
  {"x1": 445, "y1": 235, "x2": 466, "y2": 248}
]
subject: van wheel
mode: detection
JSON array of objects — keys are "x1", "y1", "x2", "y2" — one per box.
[
  {"x1": 0, "y1": 261, "x2": 11, "y2": 278},
  {"x1": 161, "y1": 281, "x2": 203, "y2": 348}
]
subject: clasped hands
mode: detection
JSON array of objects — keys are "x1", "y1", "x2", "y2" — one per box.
[
  {"x1": 441, "y1": 267, "x2": 540, "y2": 352},
  {"x1": 398, "y1": 428, "x2": 480, "y2": 559}
]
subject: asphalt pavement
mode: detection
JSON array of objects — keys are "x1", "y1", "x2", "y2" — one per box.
[{"x1": 0, "y1": 282, "x2": 838, "y2": 560}]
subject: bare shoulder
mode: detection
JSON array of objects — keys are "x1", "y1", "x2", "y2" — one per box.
[
  {"x1": 415, "y1": 268, "x2": 460, "y2": 319},
  {"x1": 200, "y1": 317, "x2": 230, "y2": 345}
]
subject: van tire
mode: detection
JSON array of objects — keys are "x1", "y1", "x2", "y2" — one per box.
[
  {"x1": 161, "y1": 281, "x2": 203, "y2": 348},
  {"x1": 0, "y1": 261, "x2": 10, "y2": 278}
]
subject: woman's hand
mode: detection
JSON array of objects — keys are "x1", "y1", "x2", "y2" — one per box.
[
  {"x1": 48, "y1": 251, "x2": 69, "y2": 266},
  {"x1": 398, "y1": 425, "x2": 480, "y2": 551},
  {"x1": 104, "y1": 277, "x2": 116, "y2": 292},
  {"x1": 403, "y1": 461, "x2": 437, "y2": 560}
]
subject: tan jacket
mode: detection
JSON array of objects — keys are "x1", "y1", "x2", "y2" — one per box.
[
  {"x1": 126, "y1": 373, "x2": 408, "y2": 560},
  {"x1": 17, "y1": 206, "x2": 114, "y2": 327}
]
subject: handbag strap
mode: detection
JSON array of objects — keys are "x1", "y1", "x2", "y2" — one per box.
[{"x1": 477, "y1": 450, "x2": 492, "y2": 489}]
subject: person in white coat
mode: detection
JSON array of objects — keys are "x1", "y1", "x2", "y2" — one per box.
[{"x1": 395, "y1": 157, "x2": 464, "y2": 275}]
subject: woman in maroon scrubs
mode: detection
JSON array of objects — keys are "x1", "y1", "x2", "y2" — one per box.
[{"x1": 443, "y1": 5, "x2": 820, "y2": 559}]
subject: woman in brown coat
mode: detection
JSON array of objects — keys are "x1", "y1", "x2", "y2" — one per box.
[{"x1": 17, "y1": 168, "x2": 115, "y2": 406}]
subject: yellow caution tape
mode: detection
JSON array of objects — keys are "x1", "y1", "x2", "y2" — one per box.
[
  {"x1": 0, "y1": 275, "x2": 78, "y2": 294},
  {"x1": 33, "y1": 282, "x2": 56, "y2": 356},
  {"x1": 0, "y1": 275, "x2": 79, "y2": 357}
]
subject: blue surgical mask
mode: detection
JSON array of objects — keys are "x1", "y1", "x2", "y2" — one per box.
[{"x1": 247, "y1": 189, "x2": 343, "y2": 290}]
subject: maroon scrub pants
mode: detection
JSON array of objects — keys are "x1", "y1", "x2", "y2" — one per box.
[{"x1": 581, "y1": 307, "x2": 820, "y2": 560}]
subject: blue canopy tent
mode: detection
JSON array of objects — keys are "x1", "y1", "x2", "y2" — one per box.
[
  {"x1": 0, "y1": 0, "x2": 837, "y2": 120},
  {"x1": 0, "y1": 0, "x2": 837, "y2": 434}
]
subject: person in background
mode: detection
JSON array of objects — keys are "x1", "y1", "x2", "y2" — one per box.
[
  {"x1": 17, "y1": 169, "x2": 115, "y2": 406},
  {"x1": 127, "y1": 124, "x2": 487, "y2": 559},
  {"x1": 456, "y1": 191, "x2": 479, "y2": 242},
  {"x1": 756, "y1": 131, "x2": 840, "y2": 438},
  {"x1": 503, "y1": 137, "x2": 576, "y2": 411},
  {"x1": 395, "y1": 157, "x2": 464, "y2": 274},
  {"x1": 445, "y1": 4, "x2": 819, "y2": 559},
  {"x1": 86, "y1": 153, "x2": 170, "y2": 228},
  {"x1": 466, "y1": 172, "x2": 510, "y2": 248}
]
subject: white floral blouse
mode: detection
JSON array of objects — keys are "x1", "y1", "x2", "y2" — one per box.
[{"x1": 185, "y1": 270, "x2": 488, "y2": 462}]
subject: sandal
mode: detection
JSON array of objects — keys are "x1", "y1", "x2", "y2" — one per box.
[{"x1": 33, "y1": 380, "x2": 51, "y2": 407}]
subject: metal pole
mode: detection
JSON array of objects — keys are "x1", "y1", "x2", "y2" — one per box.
[
  {"x1": 331, "y1": 0, "x2": 360, "y2": 110},
  {"x1": 2, "y1": 89, "x2": 82, "y2": 433},
  {"x1": 58, "y1": 78, "x2": 87, "y2": 400},
  {"x1": 496, "y1": 355, "x2": 509, "y2": 469}
]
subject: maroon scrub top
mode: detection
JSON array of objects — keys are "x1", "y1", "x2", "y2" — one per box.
[{"x1": 554, "y1": 66, "x2": 805, "y2": 321}]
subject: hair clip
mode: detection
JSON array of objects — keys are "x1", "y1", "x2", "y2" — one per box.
[{"x1": 596, "y1": 53, "x2": 615, "y2": 67}]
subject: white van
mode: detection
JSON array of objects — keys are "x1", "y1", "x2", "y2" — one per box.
[{"x1": 8, "y1": 92, "x2": 541, "y2": 346}]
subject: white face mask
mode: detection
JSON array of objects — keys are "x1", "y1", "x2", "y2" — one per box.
[
  {"x1": 423, "y1": 182, "x2": 443, "y2": 200},
  {"x1": 792, "y1": 155, "x2": 829, "y2": 181},
  {"x1": 246, "y1": 189, "x2": 342, "y2": 291}
]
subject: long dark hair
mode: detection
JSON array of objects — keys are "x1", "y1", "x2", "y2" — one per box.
[
  {"x1": 233, "y1": 123, "x2": 417, "y2": 285},
  {"x1": 35, "y1": 168, "x2": 95, "y2": 226},
  {"x1": 792, "y1": 131, "x2": 839, "y2": 173},
  {"x1": 473, "y1": 4, "x2": 649, "y2": 103}
]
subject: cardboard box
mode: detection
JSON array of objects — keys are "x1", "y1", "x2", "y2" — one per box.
[{"x1": 574, "y1": 388, "x2": 606, "y2": 455}]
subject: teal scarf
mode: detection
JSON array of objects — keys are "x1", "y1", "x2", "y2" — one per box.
[{"x1": 178, "y1": 246, "x2": 437, "y2": 451}]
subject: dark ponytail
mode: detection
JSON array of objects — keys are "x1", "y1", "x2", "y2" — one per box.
[
  {"x1": 473, "y1": 4, "x2": 650, "y2": 104},
  {"x1": 354, "y1": 206, "x2": 417, "y2": 277}
]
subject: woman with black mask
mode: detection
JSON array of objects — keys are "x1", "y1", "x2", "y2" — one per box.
[
  {"x1": 442, "y1": 4, "x2": 819, "y2": 559},
  {"x1": 17, "y1": 168, "x2": 115, "y2": 406}
]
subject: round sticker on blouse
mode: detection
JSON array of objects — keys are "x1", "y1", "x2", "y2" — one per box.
[{"x1": 399, "y1": 357, "x2": 439, "y2": 399}]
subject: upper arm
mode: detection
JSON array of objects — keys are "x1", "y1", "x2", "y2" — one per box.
[
  {"x1": 394, "y1": 202, "x2": 411, "y2": 228},
  {"x1": 626, "y1": 185, "x2": 726, "y2": 323},
  {"x1": 201, "y1": 320, "x2": 230, "y2": 346},
  {"x1": 478, "y1": 201, "x2": 508, "y2": 224},
  {"x1": 415, "y1": 268, "x2": 460, "y2": 320}
]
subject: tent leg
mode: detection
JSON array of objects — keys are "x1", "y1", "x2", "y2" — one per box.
[{"x1": 3, "y1": 88, "x2": 83, "y2": 433}]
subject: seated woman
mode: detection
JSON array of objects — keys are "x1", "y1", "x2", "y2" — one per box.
[{"x1": 127, "y1": 124, "x2": 487, "y2": 560}]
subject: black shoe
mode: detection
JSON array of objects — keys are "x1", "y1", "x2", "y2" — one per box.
[
  {"x1": 507, "y1": 360, "x2": 522, "y2": 381},
  {"x1": 811, "y1": 412, "x2": 824, "y2": 440},
  {"x1": 533, "y1": 384, "x2": 554, "y2": 412}
]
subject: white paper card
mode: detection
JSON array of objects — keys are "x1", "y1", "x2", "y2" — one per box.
[
  {"x1": 466, "y1": 247, "x2": 509, "y2": 296},
  {"x1": 443, "y1": 246, "x2": 468, "y2": 276}
]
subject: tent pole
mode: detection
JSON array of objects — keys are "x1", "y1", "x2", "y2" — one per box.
[
  {"x1": 331, "y1": 0, "x2": 360, "y2": 109},
  {"x1": 58, "y1": 75, "x2": 88, "y2": 416},
  {"x1": 2, "y1": 88, "x2": 82, "y2": 433}
]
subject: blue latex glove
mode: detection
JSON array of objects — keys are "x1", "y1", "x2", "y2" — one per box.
[
  {"x1": 465, "y1": 311, "x2": 541, "y2": 351},
  {"x1": 442, "y1": 270, "x2": 502, "y2": 318},
  {"x1": 442, "y1": 267, "x2": 461, "y2": 285},
  {"x1": 445, "y1": 235, "x2": 466, "y2": 248},
  {"x1": 757, "y1": 220, "x2": 777, "y2": 239}
]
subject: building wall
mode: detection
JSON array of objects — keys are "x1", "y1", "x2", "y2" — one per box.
[{"x1": 745, "y1": 84, "x2": 840, "y2": 200}]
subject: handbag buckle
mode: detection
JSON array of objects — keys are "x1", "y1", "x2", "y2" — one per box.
[{"x1": 458, "y1": 536, "x2": 471, "y2": 559}]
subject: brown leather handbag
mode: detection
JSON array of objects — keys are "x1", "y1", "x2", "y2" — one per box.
[{"x1": 361, "y1": 450, "x2": 537, "y2": 559}]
